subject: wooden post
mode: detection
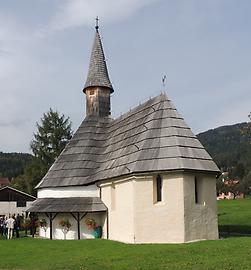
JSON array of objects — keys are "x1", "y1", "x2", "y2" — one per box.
[
  {"x1": 49, "y1": 213, "x2": 52, "y2": 240},
  {"x1": 70, "y1": 212, "x2": 88, "y2": 240},
  {"x1": 45, "y1": 213, "x2": 58, "y2": 240},
  {"x1": 106, "y1": 210, "x2": 109, "y2": 239},
  {"x1": 77, "y1": 213, "x2": 80, "y2": 240}
]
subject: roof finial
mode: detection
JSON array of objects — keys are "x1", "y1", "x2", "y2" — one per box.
[
  {"x1": 95, "y1": 16, "x2": 99, "y2": 31},
  {"x1": 162, "y1": 75, "x2": 167, "y2": 91}
]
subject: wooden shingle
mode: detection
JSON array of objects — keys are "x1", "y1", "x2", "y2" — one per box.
[{"x1": 36, "y1": 93, "x2": 219, "y2": 189}]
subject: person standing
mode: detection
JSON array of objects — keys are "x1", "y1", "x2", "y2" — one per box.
[
  {"x1": 15, "y1": 214, "x2": 21, "y2": 238},
  {"x1": 13, "y1": 214, "x2": 16, "y2": 238},
  {"x1": 0, "y1": 217, "x2": 3, "y2": 236},
  {"x1": 6, "y1": 215, "x2": 15, "y2": 240},
  {"x1": 3, "y1": 216, "x2": 8, "y2": 237}
]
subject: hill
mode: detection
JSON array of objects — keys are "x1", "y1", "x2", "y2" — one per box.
[
  {"x1": 197, "y1": 122, "x2": 251, "y2": 177},
  {"x1": 0, "y1": 152, "x2": 34, "y2": 179}
]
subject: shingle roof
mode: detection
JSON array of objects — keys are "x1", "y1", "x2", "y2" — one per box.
[
  {"x1": 26, "y1": 197, "x2": 107, "y2": 213},
  {"x1": 36, "y1": 93, "x2": 219, "y2": 189},
  {"x1": 83, "y1": 29, "x2": 114, "y2": 93}
]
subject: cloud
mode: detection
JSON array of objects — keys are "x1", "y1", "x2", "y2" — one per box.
[
  {"x1": 50, "y1": 0, "x2": 160, "y2": 30},
  {"x1": 0, "y1": 13, "x2": 48, "y2": 152},
  {"x1": 1, "y1": 0, "x2": 251, "y2": 153},
  {"x1": 0, "y1": 118, "x2": 31, "y2": 128}
]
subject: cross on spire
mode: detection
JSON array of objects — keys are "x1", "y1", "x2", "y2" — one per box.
[
  {"x1": 162, "y1": 75, "x2": 167, "y2": 90},
  {"x1": 95, "y1": 16, "x2": 99, "y2": 31}
]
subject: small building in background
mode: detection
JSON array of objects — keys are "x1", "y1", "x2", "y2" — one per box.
[{"x1": 0, "y1": 186, "x2": 36, "y2": 216}]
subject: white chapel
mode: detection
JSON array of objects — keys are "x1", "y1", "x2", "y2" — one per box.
[{"x1": 27, "y1": 22, "x2": 219, "y2": 243}]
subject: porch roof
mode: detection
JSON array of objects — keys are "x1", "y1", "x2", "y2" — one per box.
[{"x1": 26, "y1": 197, "x2": 107, "y2": 213}]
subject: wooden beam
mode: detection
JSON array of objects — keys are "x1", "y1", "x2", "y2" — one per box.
[
  {"x1": 70, "y1": 212, "x2": 87, "y2": 240},
  {"x1": 48, "y1": 212, "x2": 58, "y2": 240},
  {"x1": 77, "y1": 213, "x2": 88, "y2": 240},
  {"x1": 70, "y1": 213, "x2": 77, "y2": 221},
  {"x1": 52, "y1": 213, "x2": 58, "y2": 220},
  {"x1": 80, "y1": 212, "x2": 88, "y2": 221}
]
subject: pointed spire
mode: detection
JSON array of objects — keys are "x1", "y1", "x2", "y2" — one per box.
[
  {"x1": 83, "y1": 19, "x2": 114, "y2": 93},
  {"x1": 95, "y1": 16, "x2": 99, "y2": 32}
]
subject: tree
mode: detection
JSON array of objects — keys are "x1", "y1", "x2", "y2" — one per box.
[
  {"x1": 239, "y1": 171, "x2": 251, "y2": 197},
  {"x1": 0, "y1": 152, "x2": 34, "y2": 179},
  {"x1": 11, "y1": 158, "x2": 47, "y2": 196},
  {"x1": 242, "y1": 112, "x2": 251, "y2": 144},
  {"x1": 12, "y1": 109, "x2": 73, "y2": 196},
  {"x1": 30, "y1": 108, "x2": 72, "y2": 169},
  {"x1": 249, "y1": 112, "x2": 251, "y2": 143},
  {"x1": 216, "y1": 175, "x2": 227, "y2": 196},
  {"x1": 10, "y1": 175, "x2": 29, "y2": 194}
]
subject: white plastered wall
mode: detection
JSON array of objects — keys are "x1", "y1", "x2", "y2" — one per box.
[
  {"x1": 36, "y1": 184, "x2": 105, "y2": 240},
  {"x1": 133, "y1": 173, "x2": 185, "y2": 243},
  {"x1": 38, "y1": 212, "x2": 106, "y2": 240},
  {"x1": 0, "y1": 201, "x2": 34, "y2": 216},
  {"x1": 37, "y1": 185, "x2": 99, "y2": 198},
  {"x1": 101, "y1": 173, "x2": 185, "y2": 244},
  {"x1": 100, "y1": 178, "x2": 134, "y2": 243},
  {"x1": 183, "y1": 173, "x2": 219, "y2": 242},
  {"x1": 100, "y1": 172, "x2": 218, "y2": 244}
]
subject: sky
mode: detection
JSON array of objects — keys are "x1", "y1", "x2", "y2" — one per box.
[{"x1": 0, "y1": 0, "x2": 251, "y2": 153}]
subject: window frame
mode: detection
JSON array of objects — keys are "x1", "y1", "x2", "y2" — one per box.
[
  {"x1": 194, "y1": 176, "x2": 198, "y2": 204},
  {"x1": 16, "y1": 201, "x2": 27, "y2": 208},
  {"x1": 156, "y1": 174, "x2": 163, "y2": 202}
]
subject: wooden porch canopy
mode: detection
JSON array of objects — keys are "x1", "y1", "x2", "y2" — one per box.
[{"x1": 26, "y1": 197, "x2": 107, "y2": 240}]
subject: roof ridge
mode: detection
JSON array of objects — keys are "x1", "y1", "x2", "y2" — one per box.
[
  {"x1": 112, "y1": 93, "x2": 170, "y2": 124},
  {"x1": 0, "y1": 186, "x2": 36, "y2": 199}
]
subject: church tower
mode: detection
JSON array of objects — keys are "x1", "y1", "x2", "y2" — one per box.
[{"x1": 83, "y1": 19, "x2": 114, "y2": 118}]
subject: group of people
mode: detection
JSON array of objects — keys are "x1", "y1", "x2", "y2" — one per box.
[{"x1": 0, "y1": 213, "x2": 23, "y2": 239}]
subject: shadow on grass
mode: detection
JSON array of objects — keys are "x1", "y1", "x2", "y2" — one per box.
[{"x1": 219, "y1": 225, "x2": 251, "y2": 238}]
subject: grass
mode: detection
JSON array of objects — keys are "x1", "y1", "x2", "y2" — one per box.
[
  {"x1": 0, "y1": 199, "x2": 250, "y2": 270},
  {"x1": 0, "y1": 237, "x2": 251, "y2": 270},
  {"x1": 218, "y1": 198, "x2": 251, "y2": 234}
]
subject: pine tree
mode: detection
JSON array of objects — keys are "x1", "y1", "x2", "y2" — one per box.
[{"x1": 30, "y1": 108, "x2": 72, "y2": 168}]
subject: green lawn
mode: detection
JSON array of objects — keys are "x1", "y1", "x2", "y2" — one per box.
[
  {"x1": 0, "y1": 237, "x2": 250, "y2": 270},
  {"x1": 218, "y1": 198, "x2": 251, "y2": 234},
  {"x1": 0, "y1": 199, "x2": 250, "y2": 270}
]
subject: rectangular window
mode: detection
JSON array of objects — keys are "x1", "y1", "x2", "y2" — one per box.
[
  {"x1": 153, "y1": 175, "x2": 163, "y2": 203},
  {"x1": 16, "y1": 201, "x2": 26, "y2": 207},
  {"x1": 195, "y1": 177, "x2": 198, "y2": 204},
  {"x1": 156, "y1": 175, "x2": 162, "y2": 202}
]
